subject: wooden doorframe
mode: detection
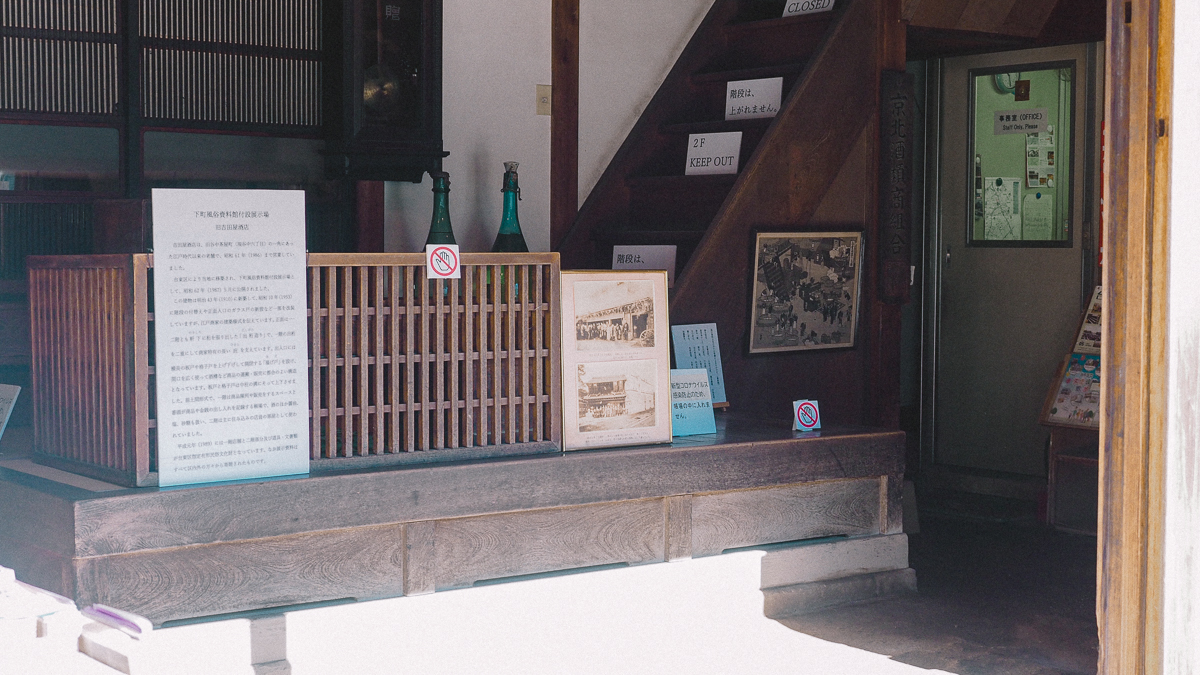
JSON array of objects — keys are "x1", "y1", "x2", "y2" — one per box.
[
  {"x1": 1099, "y1": 0, "x2": 1173, "y2": 672},
  {"x1": 551, "y1": 0, "x2": 580, "y2": 250}
]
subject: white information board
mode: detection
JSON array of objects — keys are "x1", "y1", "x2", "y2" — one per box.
[
  {"x1": 726, "y1": 77, "x2": 783, "y2": 120},
  {"x1": 685, "y1": 132, "x2": 742, "y2": 176},
  {"x1": 152, "y1": 189, "x2": 310, "y2": 486}
]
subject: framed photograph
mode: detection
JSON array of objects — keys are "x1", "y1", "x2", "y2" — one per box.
[
  {"x1": 560, "y1": 270, "x2": 672, "y2": 451},
  {"x1": 748, "y1": 231, "x2": 862, "y2": 354}
]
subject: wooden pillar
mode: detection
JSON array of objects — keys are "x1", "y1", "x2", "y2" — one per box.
[
  {"x1": 551, "y1": 0, "x2": 580, "y2": 250},
  {"x1": 1099, "y1": 0, "x2": 1172, "y2": 672},
  {"x1": 355, "y1": 181, "x2": 385, "y2": 253},
  {"x1": 865, "y1": 0, "x2": 907, "y2": 429}
]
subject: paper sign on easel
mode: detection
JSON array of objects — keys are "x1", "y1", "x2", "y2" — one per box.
[
  {"x1": 671, "y1": 369, "x2": 717, "y2": 436},
  {"x1": 783, "y1": 0, "x2": 835, "y2": 16},
  {"x1": 685, "y1": 132, "x2": 742, "y2": 176},
  {"x1": 726, "y1": 77, "x2": 782, "y2": 121},
  {"x1": 613, "y1": 245, "x2": 677, "y2": 287},
  {"x1": 0, "y1": 384, "x2": 19, "y2": 442},
  {"x1": 671, "y1": 323, "x2": 727, "y2": 404}
]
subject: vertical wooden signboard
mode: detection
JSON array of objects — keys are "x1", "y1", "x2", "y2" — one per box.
[{"x1": 879, "y1": 70, "x2": 914, "y2": 303}]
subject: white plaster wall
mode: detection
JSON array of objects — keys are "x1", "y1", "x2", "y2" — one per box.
[
  {"x1": 384, "y1": 0, "x2": 553, "y2": 253},
  {"x1": 383, "y1": 0, "x2": 715, "y2": 253},
  {"x1": 578, "y1": 0, "x2": 714, "y2": 206},
  {"x1": 1165, "y1": 3, "x2": 1200, "y2": 670}
]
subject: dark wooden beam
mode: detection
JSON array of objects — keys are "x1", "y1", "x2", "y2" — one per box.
[
  {"x1": 550, "y1": 0, "x2": 579, "y2": 250},
  {"x1": 355, "y1": 181, "x2": 385, "y2": 252}
]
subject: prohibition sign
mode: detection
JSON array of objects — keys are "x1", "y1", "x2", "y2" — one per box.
[
  {"x1": 796, "y1": 401, "x2": 820, "y2": 429},
  {"x1": 429, "y1": 246, "x2": 459, "y2": 278}
]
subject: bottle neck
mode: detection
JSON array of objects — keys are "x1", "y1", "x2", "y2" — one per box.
[
  {"x1": 426, "y1": 177, "x2": 455, "y2": 245},
  {"x1": 498, "y1": 189, "x2": 521, "y2": 235}
]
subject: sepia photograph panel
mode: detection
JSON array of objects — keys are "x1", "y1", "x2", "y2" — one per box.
[
  {"x1": 576, "y1": 360, "x2": 657, "y2": 433},
  {"x1": 573, "y1": 280, "x2": 656, "y2": 351}
]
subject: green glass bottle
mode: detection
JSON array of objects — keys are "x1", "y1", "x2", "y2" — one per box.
[
  {"x1": 490, "y1": 162, "x2": 528, "y2": 252},
  {"x1": 424, "y1": 171, "x2": 457, "y2": 246}
]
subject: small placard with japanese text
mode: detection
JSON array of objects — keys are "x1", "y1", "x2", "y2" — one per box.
[
  {"x1": 671, "y1": 369, "x2": 716, "y2": 436},
  {"x1": 725, "y1": 77, "x2": 783, "y2": 121},
  {"x1": 670, "y1": 323, "x2": 727, "y2": 404},
  {"x1": 612, "y1": 245, "x2": 677, "y2": 287}
]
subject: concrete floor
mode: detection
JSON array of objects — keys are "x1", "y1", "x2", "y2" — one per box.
[{"x1": 778, "y1": 500, "x2": 1099, "y2": 675}]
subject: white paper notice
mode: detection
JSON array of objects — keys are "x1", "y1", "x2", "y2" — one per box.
[
  {"x1": 783, "y1": 0, "x2": 835, "y2": 16},
  {"x1": 0, "y1": 384, "x2": 19, "y2": 441},
  {"x1": 152, "y1": 189, "x2": 309, "y2": 486},
  {"x1": 670, "y1": 323, "x2": 727, "y2": 404},
  {"x1": 1021, "y1": 192, "x2": 1054, "y2": 240},
  {"x1": 983, "y1": 177, "x2": 1022, "y2": 241},
  {"x1": 726, "y1": 77, "x2": 783, "y2": 120},
  {"x1": 685, "y1": 132, "x2": 742, "y2": 176},
  {"x1": 993, "y1": 108, "x2": 1049, "y2": 135},
  {"x1": 612, "y1": 245, "x2": 677, "y2": 287}
]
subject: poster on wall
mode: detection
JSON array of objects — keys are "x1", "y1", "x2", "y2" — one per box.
[
  {"x1": 983, "y1": 177, "x2": 1022, "y2": 240},
  {"x1": 1043, "y1": 353, "x2": 1101, "y2": 429},
  {"x1": 152, "y1": 189, "x2": 310, "y2": 486},
  {"x1": 560, "y1": 271, "x2": 672, "y2": 451},
  {"x1": 748, "y1": 232, "x2": 861, "y2": 354}
]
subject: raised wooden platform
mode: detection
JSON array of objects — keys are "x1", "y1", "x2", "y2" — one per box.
[{"x1": 0, "y1": 414, "x2": 904, "y2": 626}]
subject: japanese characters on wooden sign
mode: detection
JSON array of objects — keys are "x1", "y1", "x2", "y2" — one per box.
[{"x1": 879, "y1": 70, "x2": 915, "y2": 303}]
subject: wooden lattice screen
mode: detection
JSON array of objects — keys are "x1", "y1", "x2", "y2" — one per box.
[{"x1": 28, "y1": 253, "x2": 562, "y2": 487}]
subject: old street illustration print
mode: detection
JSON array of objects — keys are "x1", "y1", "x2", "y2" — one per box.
[{"x1": 749, "y1": 232, "x2": 862, "y2": 353}]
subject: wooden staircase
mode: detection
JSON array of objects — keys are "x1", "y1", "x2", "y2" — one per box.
[{"x1": 558, "y1": 0, "x2": 901, "y2": 424}]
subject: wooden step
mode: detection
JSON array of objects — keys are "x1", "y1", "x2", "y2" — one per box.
[
  {"x1": 625, "y1": 175, "x2": 737, "y2": 231},
  {"x1": 660, "y1": 118, "x2": 773, "y2": 136},
  {"x1": 714, "y1": 12, "x2": 833, "y2": 70},
  {"x1": 691, "y1": 62, "x2": 805, "y2": 85}
]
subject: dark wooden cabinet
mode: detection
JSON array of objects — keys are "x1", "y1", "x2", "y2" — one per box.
[{"x1": 324, "y1": 0, "x2": 447, "y2": 182}]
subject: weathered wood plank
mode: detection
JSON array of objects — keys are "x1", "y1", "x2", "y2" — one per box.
[
  {"x1": 690, "y1": 478, "x2": 881, "y2": 557},
  {"x1": 665, "y1": 495, "x2": 693, "y2": 561},
  {"x1": 70, "y1": 425, "x2": 903, "y2": 557},
  {"x1": 75, "y1": 523, "x2": 408, "y2": 625},
  {"x1": 403, "y1": 520, "x2": 436, "y2": 596},
  {"x1": 430, "y1": 500, "x2": 666, "y2": 590}
]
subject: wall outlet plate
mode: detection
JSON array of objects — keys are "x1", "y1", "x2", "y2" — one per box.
[{"x1": 537, "y1": 84, "x2": 552, "y2": 116}]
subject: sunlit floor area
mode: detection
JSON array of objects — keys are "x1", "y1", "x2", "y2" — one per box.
[{"x1": 780, "y1": 500, "x2": 1099, "y2": 675}]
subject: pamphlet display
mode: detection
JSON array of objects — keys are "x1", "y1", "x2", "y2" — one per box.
[
  {"x1": 1043, "y1": 353, "x2": 1101, "y2": 429},
  {"x1": 0, "y1": 384, "x2": 18, "y2": 442},
  {"x1": 1072, "y1": 286, "x2": 1102, "y2": 354},
  {"x1": 152, "y1": 189, "x2": 310, "y2": 486}
]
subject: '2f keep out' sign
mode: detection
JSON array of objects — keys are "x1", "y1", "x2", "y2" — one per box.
[
  {"x1": 426, "y1": 244, "x2": 461, "y2": 279},
  {"x1": 793, "y1": 399, "x2": 821, "y2": 431}
]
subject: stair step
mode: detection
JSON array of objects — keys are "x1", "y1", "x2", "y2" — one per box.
[
  {"x1": 661, "y1": 118, "x2": 773, "y2": 136},
  {"x1": 597, "y1": 229, "x2": 707, "y2": 243},
  {"x1": 723, "y1": 11, "x2": 833, "y2": 39},
  {"x1": 625, "y1": 175, "x2": 736, "y2": 230},
  {"x1": 691, "y1": 62, "x2": 805, "y2": 85},
  {"x1": 714, "y1": 12, "x2": 832, "y2": 70}
]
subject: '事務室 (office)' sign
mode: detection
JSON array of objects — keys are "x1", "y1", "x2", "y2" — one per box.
[{"x1": 152, "y1": 189, "x2": 310, "y2": 486}]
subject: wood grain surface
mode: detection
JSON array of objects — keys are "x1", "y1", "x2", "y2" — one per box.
[
  {"x1": 690, "y1": 478, "x2": 882, "y2": 557},
  {"x1": 430, "y1": 500, "x2": 665, "y2": 590},
  {"x1": 69, "y1": 424, "x2": 903, "y2": 557},
  {"x1": 75, "y1": 523, "x2": 407, "y2": 624},
  {"x1": 666, "y1": 495, "x2": 693, "y2": 561}
]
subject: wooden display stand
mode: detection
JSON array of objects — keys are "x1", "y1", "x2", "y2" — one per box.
[
  {"x1": 1046, "y1": 426, "x2": 1099, "y2": 534},
  {"x1": 26, "y1": 253, "x2": 562, "y2": 487}
]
